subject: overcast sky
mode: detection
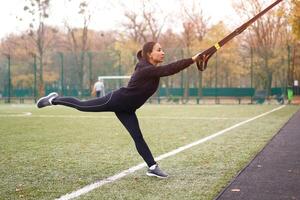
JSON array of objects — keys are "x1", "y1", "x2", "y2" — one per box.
[{"x1": 0, "y1": 0, "x2": 238, "y2": 40}]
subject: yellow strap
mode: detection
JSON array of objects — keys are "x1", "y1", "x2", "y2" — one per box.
[{"x1": 214, "y1": 43, "x2": 221, "y2": 50}]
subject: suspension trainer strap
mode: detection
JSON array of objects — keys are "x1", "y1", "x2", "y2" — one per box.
[{"x1": 196, "y1": 0, "x2": 283, "y2": 71}]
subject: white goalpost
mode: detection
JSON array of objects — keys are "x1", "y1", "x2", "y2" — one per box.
[
  {"x1": 97, "y1": 76, "x2": 131, "y2": 80},
  {"x1": 97, "y1": 76, "x2": 131, "y2": 93}
]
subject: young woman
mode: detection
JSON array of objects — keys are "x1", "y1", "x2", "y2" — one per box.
[{"x1": 37, "y1": 42, "x2": 200, "y2": 178}]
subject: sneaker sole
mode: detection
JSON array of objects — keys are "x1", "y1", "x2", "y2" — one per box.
[{"x1": 146, "y1": 172, "x2": 168, "y2": 179}]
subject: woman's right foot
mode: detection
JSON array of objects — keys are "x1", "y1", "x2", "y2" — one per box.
[{"x1": 36, "y1": 92, "x2": 58, "y2": 108}]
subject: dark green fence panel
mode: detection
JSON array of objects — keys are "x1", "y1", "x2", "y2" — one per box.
[
  {"x1": 159, "y1": 88, "x2": 256, "y2": 97},
  {"x1": 3, "y1": 87, "x2": 283, "y2": 98},
  {"x1": 13, "y1": 88, "x2": 33, "y2": 97},
  {"x1": 271, "y1": 88, "x2": 283, "y2": 96}
]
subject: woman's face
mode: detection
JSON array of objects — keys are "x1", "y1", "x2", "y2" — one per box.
[{"x1": 148, "y1": 43, "x2": 165, "y2": 65}]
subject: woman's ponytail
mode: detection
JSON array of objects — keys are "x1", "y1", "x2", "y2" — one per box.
[{"x1": 137, "y1": 50, "x2": 143, "y2": 61}]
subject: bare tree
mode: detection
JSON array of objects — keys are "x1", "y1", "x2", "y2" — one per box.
[
  {"x1": 234, "y1": 0, "x2": 288, "y2": 95},
  {"x1": 142, "y1": 0, "x2": 167, "y2": 42},
  {"x1": 181, "y1": 0, "x2": 209, "y2": 101},
  {"x1": 122, "y1": 0, "x2": 167, "y2": 43},
  {"x1": 181, "y1": 22, "x2": 196, "y2": 102},
  {"x1": 21, "y1": 0, "x2": 57, "y2": 96},
  {"x1": 64, "y1": 0, "x2": 91, "y2": 95},
  {"x1": 182, "y1": 1, "x2": 209, "y2": 42},
  {"x1": 123, "y1": 11, "x2": 147, "y2": 44}
]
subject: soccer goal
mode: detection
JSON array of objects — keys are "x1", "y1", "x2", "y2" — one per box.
[{"x1": 97, "y1": 76, "x2": 131, "y2": 92}]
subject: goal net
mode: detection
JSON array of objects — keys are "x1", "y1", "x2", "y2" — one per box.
[{"x1": 97, "y1": 76, "x2": 131, "y2": 93}]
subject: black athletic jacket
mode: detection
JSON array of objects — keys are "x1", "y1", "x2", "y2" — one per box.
[{"x1": 113, "y1": 58, "x2": 194, "y2": 112}]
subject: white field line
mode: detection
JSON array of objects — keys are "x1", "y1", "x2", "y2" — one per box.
[
  {"x1": 56, "y1": 105, "x2": 285, "y2": 200},
  {"x1": 0, "y1": 112, "x2": 32, "y2": 117},
  {"x1": 0, "y1": 113, "x2": 244, "y2": 120}
]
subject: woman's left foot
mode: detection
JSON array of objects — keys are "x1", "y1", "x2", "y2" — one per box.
[
  {"x1": 146, "y1": 164, "x2": 168, "y2": 178},
  {"x1": 36, "y1": 92, "x2": 58, "y2": 108}
]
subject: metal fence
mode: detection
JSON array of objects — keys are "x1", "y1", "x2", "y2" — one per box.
[{"x1": 0, "y1": 45, "x2": 299, "y2": 103}]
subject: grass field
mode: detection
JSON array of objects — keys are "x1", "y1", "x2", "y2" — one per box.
[{"x1": 0, "y1": 104, "x2": 299, "y2": 200}]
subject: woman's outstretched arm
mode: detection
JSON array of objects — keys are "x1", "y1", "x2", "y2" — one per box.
[{"x1": 139, "y1": 53, "x2": 200, "y2": 78}]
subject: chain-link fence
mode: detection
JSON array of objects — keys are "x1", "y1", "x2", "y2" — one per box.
[{"x1": 0, "y1": 45, "x2": 299, "y2": 104}]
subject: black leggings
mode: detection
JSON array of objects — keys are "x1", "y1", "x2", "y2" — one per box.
[{"x1": 52, "y1": 93, "x2": 156, "y2": 167}]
